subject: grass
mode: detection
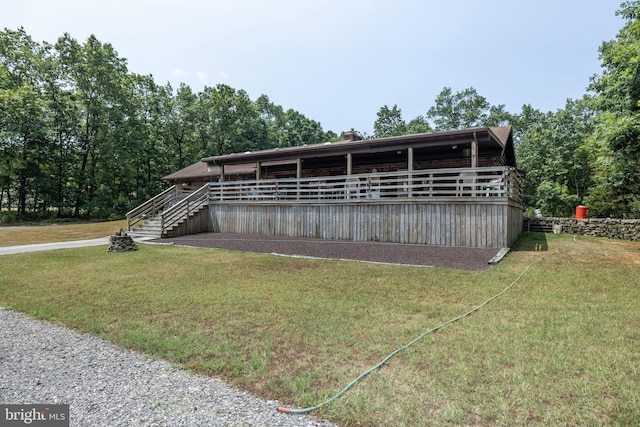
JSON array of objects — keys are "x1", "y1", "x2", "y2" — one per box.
[
  {"x1": 0, "y1": 219, "x2": 127, "y2": 246},
  {"x1": 0, "y1": 229, "x2": 639, "y2": 426}
]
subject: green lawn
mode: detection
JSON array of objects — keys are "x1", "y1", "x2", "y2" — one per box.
[
  {"x1": 0, "y1": 230, "x2": 638, "y2": 426},
  {"x1": 0, "y1": 220, "x2": 127, "y2": 247}
]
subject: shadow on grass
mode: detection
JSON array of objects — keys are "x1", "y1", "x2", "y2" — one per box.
[{"x1": 512, "y1": 231, "x2": 549, "y2": 252}]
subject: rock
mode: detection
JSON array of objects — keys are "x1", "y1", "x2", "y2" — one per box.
[{"x1": 107, "y1": 231, "x2": 138, "y2": 252}]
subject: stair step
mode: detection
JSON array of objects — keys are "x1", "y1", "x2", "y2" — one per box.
[{"x1": 129, "y1": 200, "x2": 208, "y2": 238}]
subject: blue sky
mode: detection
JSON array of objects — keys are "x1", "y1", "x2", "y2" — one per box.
[{"x1": 3, "y1": 1, "x2": 624, "y2": 135}]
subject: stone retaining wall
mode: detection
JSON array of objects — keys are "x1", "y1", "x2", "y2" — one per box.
[{"x1": 525, "y1": 217, "x2": 640, "y2": 242}]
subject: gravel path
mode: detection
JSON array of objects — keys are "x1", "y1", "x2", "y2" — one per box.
[
  {"x1": 0, "y1": 308, "x2": 335, "y2": 427},
  {"x1": 160, "y1": 233, "x2": 500, "y2": 271}
]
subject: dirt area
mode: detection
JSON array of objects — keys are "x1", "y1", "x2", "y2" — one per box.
[{"x1": 158, "y1": 233, "x2": 501, "y2": 271}]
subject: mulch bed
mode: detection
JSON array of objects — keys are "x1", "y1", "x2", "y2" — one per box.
[{"x1": 158, "y1": 233, "x2": 500, "y2": 271}]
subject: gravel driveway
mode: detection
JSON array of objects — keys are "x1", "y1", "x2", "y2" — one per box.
[
  {"x1": 0, "y1": 308, "x2": 335, "y2": 427},
  {"x1": 160, "y1": 233, "x2": 501, "y2": 271}
]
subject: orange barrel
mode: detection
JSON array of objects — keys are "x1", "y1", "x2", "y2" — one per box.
[{"x1": 575, "y1": 205, "x2": 588, "y2": 219}]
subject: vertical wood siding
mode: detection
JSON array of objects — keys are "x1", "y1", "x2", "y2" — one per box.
[
  {"x1": 164, "y1": 206, "x2": 211, "y2": 238},
  {"x1": 209, "y1": 200, "x2": 523, "y2": 248}
]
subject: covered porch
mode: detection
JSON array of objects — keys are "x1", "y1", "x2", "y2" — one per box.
[{"x1": 143, "y1": 126, "x2": 524, "y2": 247}]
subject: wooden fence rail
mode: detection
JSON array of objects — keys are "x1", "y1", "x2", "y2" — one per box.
[{"x1": 209, "y1": 166, "x2": 522, "y2": 204}]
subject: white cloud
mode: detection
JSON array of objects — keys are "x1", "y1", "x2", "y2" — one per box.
[
  {"x1": 217, "y1": 70, "x2": 229, "y2": 79},
  {"x1": 196, "y1": 71, "x2": 208, "y2": 83},
  {"x1": 171, "y1": 68, "x2": 187, "y2": 78}
]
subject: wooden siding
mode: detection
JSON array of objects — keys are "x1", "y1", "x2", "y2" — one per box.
[
  {"x1": 164, "y1": 206, "x2": 212, "y2": 238},
  {"x1": 208, "y1": 199, "x2": 522, "y2": 248}
]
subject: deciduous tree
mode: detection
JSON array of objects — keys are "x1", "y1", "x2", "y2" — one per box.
[
  {"x1": 373, "y1": 104, "x2": 406, "y2": 138},
  {"x1": 587, "y1": 0, "x2": 640, "y2": 217}
]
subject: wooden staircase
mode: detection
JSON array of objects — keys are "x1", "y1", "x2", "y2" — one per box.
[
  {"x1": 126, "y1": 184, "x2": 210, "y2": 239},
  {"x1": 128, "y1": 216, "x2": 164, "y2": 239}
]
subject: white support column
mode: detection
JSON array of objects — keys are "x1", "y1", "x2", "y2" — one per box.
[{"x1": 347, "y1": 153, "x2": 353, "y2": 176}]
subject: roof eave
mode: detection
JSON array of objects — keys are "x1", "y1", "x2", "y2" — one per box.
[{"x1": 203, "y1": 127, "x2": 505, "y2": 166}]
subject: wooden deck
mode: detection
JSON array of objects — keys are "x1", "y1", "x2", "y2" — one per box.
[{"x1": 207, "y1": 167, "x2": 523, "y2": 248}]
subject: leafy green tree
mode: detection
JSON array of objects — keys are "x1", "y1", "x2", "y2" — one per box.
[
  {"x1": 256, "y1": 94, "x2": 283, "y2": 146},
  {"x1": 406, "y1": 115, "x2": 432, "y2": 135},
  {"x1": 40, "y1": 41, "x2": 81, "y2": 216},
  {"x1": 426, "y1": 87, "x2": 510, "y2": 131},
  {"x1": 510, "y1": 104, "x2": 547, "y2": 145},
  {"x1": 515, "y1": 98, "x2": 595, "y2": 216},
  {"x1": 126, "y1": 74, "x2": 172, "y2": 202},
  {"x1": 0, "y1": 28, "x2": 341, "y2": 220},
  {"x1": 196, "y1": 84, "x2": 267, "y2": 156},
  {"x1": 276, "y1": 108, "x2": 327, "y2": 147},
  {"x1": 373, "y1": 104, "x2": 406, "y2": 138},
  {"x1": 0, "y1": 28, "x2": 51, "y2": 216},
  {"x1": 163, "y1": 83, "x2": 200, "y2": 170},
  {"x1": 55, "y1": 33, "x2": 132, "y2": 216},
  {"x1": 587, "y1": 0, "x2": 640, "y2": 217},
  {"x1": 256, "y1": 94, "x2": 329, "y2": 147}
]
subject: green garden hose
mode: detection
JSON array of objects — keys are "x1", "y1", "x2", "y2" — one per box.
[{"x1": 277, "y1": 250, "x2": 554, "y2": 415}]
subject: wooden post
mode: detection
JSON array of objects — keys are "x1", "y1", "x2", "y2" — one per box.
[
  {"x1": 407, "y1": 148, "x2": 414, "y2": 198},
  {"x1": 471, "y1": 139, "x2": 478, "y2": 169},
  {"x1": 256, "y1": 161, "x2": 261, "y2": 180},
  {"x1": 220, "y1": 164, "x2": 225, "y2": 201},
  {"x1": 347, "y1": 153, "x2": 353, "y2": 175},
  {"x1": 296, "y1": 158, "x2": 302, "y2": 200}
]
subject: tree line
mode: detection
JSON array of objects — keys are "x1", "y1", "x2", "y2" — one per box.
[
  {"x1": 1, "y1": 1, "x2": 639, "y2": 221},
  {"x1": 0, "y1": 29, "x2": 334, "y2": 220}
]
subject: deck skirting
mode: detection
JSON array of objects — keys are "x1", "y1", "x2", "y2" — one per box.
[{"x1": 209, "y1": 199, "x2": 522, "y2": 248}]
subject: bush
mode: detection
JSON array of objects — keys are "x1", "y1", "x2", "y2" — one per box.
[{"x1": 0, "y1": 211, "x2": 18, "y2": 224}]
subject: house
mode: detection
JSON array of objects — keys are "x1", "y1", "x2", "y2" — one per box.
[{"x1": 127, "y1": 126, "x2": 523, "y2": 248}]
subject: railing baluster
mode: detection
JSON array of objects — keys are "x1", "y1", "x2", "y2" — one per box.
[{"x1": 201, "y1": 167, "x2": 520, "y2": 203}]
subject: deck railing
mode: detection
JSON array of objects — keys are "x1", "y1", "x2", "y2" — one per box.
[
  {"x1": 126, "y1": 186, "x2": 180, "y2": 231},
  {"x1": 208, "y1": 166, "x2": 522, "y2": 204},
  {"x1": 160, "y1": 183, "x2": 210, "y2": 234}
]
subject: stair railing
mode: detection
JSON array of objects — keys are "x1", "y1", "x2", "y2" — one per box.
[
  {"x1": 126, "y1": 186, "x2": 179, "y2": 231},
  {"x1": 160, "y1": 183, "x2": 210, "y2": 235}
]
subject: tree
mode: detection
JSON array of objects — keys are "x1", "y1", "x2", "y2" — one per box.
[
  {"x1": 587, "y1": 0, "x2": 640, "y2": 217},
  {"x1": 426, "y1": 87, "x2": 510, "y2": 131},
  {"x1": 55, "y1": 33, "x2": 132, "y2": 216},
  {"x1": 0, "y1": 28, "x2": 51, "y2": 216},
  {"x1": 40, "y1": 42, "x2": 81, "y2": 217},
  {"x1": 406, "y1": 115, "x2": 432, "y2": 135},
  {"x1": 373, "y1": 104, "x2": 406, "y2": 138},
  {"x1": 127, "y1": 74, "x2": 173, "y2": 202},
  {"x1": 256, "y1": 94, "x2": 330, "y2": 148},
  {"x1": 159, "y1": 83, "x2": 199, "y2": 171},
  {"x1": 196, "y1": 84, "x2": 268, "y2": 156},
  {"x1": 515, "y1": 98, "x2": 595, "y2": 216},
  {"x1": 0, "y1": 27, "x2": 341, "y2": 221},
  {"x1": 510, "y1": 104, "x2": 547, "y2": 145}
]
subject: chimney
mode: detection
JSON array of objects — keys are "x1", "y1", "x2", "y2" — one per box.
[{"x1": 342, "y1": 129, "x2": 362, "y2": 142}]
